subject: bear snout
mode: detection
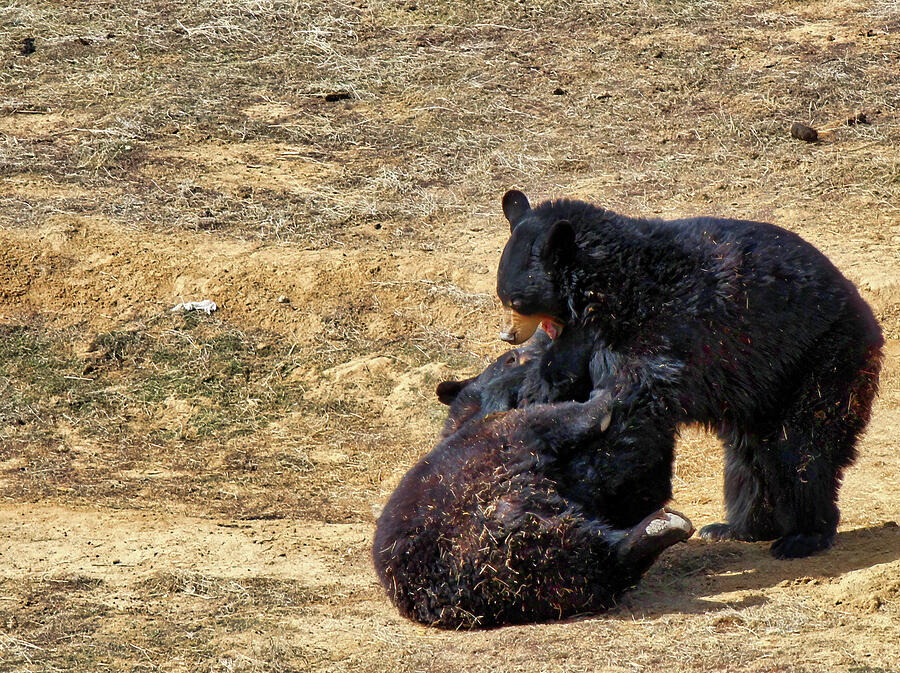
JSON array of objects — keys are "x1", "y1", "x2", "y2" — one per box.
[{"x1": 499, "y1": 308, "x2": 543, "y2": 344}]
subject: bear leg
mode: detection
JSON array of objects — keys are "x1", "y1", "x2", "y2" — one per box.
[
  {"x1": 616, "y1": 508, "x2": 694, "y2": 568},
  {"x1": 764, "y1": 330, "x2": 882, "y2": 558},
  {"x1": 703, "y1": 335, "x2": 882, "y2": 559},
  {"x1": 553, "y1": 414, "x2": 676, "y2": 529},
  {"x1": 699, "y1": 429, "x2": 782, "y2": 544},
  {"x1": 704, "y1": 421, "x2": 856, "y2": 559}
]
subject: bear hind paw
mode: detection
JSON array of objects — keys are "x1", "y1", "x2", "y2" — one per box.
[
  {"x1": 770, "y1": 533, "x2": 834, "y2": 559},
  {"x1": 616, "y1": 508, "x2": 694, "y2": 564}
]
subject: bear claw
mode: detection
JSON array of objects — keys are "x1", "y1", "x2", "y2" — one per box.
[{"x1": 698, "y1": 522, "x2": 737, "y2": 542}]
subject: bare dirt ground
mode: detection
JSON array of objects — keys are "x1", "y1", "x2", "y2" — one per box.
[{"x1": 1, "y1": 1, "x2": 898, "y2": 671}]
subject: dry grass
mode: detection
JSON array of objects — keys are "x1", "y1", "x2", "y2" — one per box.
[
  {"x1": 3, "y1": 0, "x2": 897, "y2": 245},
  {"x1": 0, "y1": 0, "x2": 898, "y2": 671}
]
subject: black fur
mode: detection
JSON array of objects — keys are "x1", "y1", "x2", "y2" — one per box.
[
  {"x1": 373, "y1": 340, "x2": 688, "y2": 629},
  {"x1": 443, "y1": 333, "x2": 678, "y2": 528},
  {"x1": 496, "y1": 192, "x2": 884, "y2": 558}
]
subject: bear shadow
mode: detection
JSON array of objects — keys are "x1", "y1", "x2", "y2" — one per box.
[{"x1": 605, "y1": 521, "x2": 900, "y2": 619}]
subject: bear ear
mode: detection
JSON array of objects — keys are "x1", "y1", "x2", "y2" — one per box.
[
  {"x1": 541, "y1": 219, "x2": 577, "y2": 264},
  {"x1": 436, "y1": 380, "x2": 464, "y2": 405},
  {"x1": 502, "y1": 190, "x2": 531, "y2": 231}
]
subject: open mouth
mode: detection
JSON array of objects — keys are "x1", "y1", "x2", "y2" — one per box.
[
  {"x1": 540, "y1": 318, "x2": 565, "y2": 340},
  {"x1": 499, "y1": 308, "x2": 565, "y2": 344}
]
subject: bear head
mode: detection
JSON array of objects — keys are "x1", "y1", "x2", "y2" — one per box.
[
  {"x1": 435, "y1": 331, "x2": 549, "y2": 436},
  {"x1": 496, "y1": 190, "x2": 577, "y2": 344}
]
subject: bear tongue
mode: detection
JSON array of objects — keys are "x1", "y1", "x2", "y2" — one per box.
[{"x1": 541, "y1": 319, "x2": 564, "y2": 340}]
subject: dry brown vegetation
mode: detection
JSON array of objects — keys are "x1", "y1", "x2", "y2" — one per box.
[{"x1": 0, "y1": 0, "x2": 898, "y2": 671}]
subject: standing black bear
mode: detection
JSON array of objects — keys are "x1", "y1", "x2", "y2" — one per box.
[
  {"x1": 373, "y1": 337, "x2": 690, "y2": 629},
  {"x1": 496, "y1": 190, "x2": 883, "y2": 559}
]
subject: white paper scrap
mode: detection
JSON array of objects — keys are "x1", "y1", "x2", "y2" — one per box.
[{"x1": 171, "y1": 299, "x2": 218, "y2": 314}]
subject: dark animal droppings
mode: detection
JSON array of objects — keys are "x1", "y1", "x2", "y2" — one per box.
[{"x1": 790, "y1": 122, "x2": 819, "y2": 142}]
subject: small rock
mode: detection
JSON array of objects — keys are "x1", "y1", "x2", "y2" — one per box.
[
  {"x1": 552, "y1": 87, "x2": 568, "y2": 96},
  {"x1": 790, "y1": 122, "x2": 818, "y2": 142},
  {"x1": 324, "y1": 91, "x2": 352, "y2": 102},
  {"x1": 21, "y1": 37, "x2": 35, "y2": 55},
  {"x1": 277, "y1": 295, "x2": 290, "y2": 304}
]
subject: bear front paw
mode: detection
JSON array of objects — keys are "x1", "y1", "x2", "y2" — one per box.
[{"x1": 698, "y1": 522, "x2": 737, "y2": 542}]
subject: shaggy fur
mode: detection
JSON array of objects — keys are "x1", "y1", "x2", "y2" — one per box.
[
  {"x1": 373, "y1": 338, "x2": 689, "y2": 629},
  {"x1": 496, "y1": 191, "x2": 884, "y2": 559}
]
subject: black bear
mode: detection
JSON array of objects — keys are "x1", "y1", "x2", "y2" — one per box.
[
  {"x1": 438, "y1": 331, "x2": 677, "y2": 529},
  {"x1": 373, "y1": 337, "x2": 690, "y2": 629},
  {"x1": 495, "y1": 189, "x2": 884, "y2": 559}
]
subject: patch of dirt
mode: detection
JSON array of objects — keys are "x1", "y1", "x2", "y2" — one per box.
[{"x1": 0, "y1": 0, "x2": 898, "y2": 671}]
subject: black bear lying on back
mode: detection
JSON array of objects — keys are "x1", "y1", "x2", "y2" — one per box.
[
  {"x1": 437, "y1": 331, "x2": 677, "y2": 529},
  {"x1": 496, "y1": 190, "x2": 884, "y2": 559},
  {"x1": 373, "y1": 335, "x2": 691, "y2": 629}
]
